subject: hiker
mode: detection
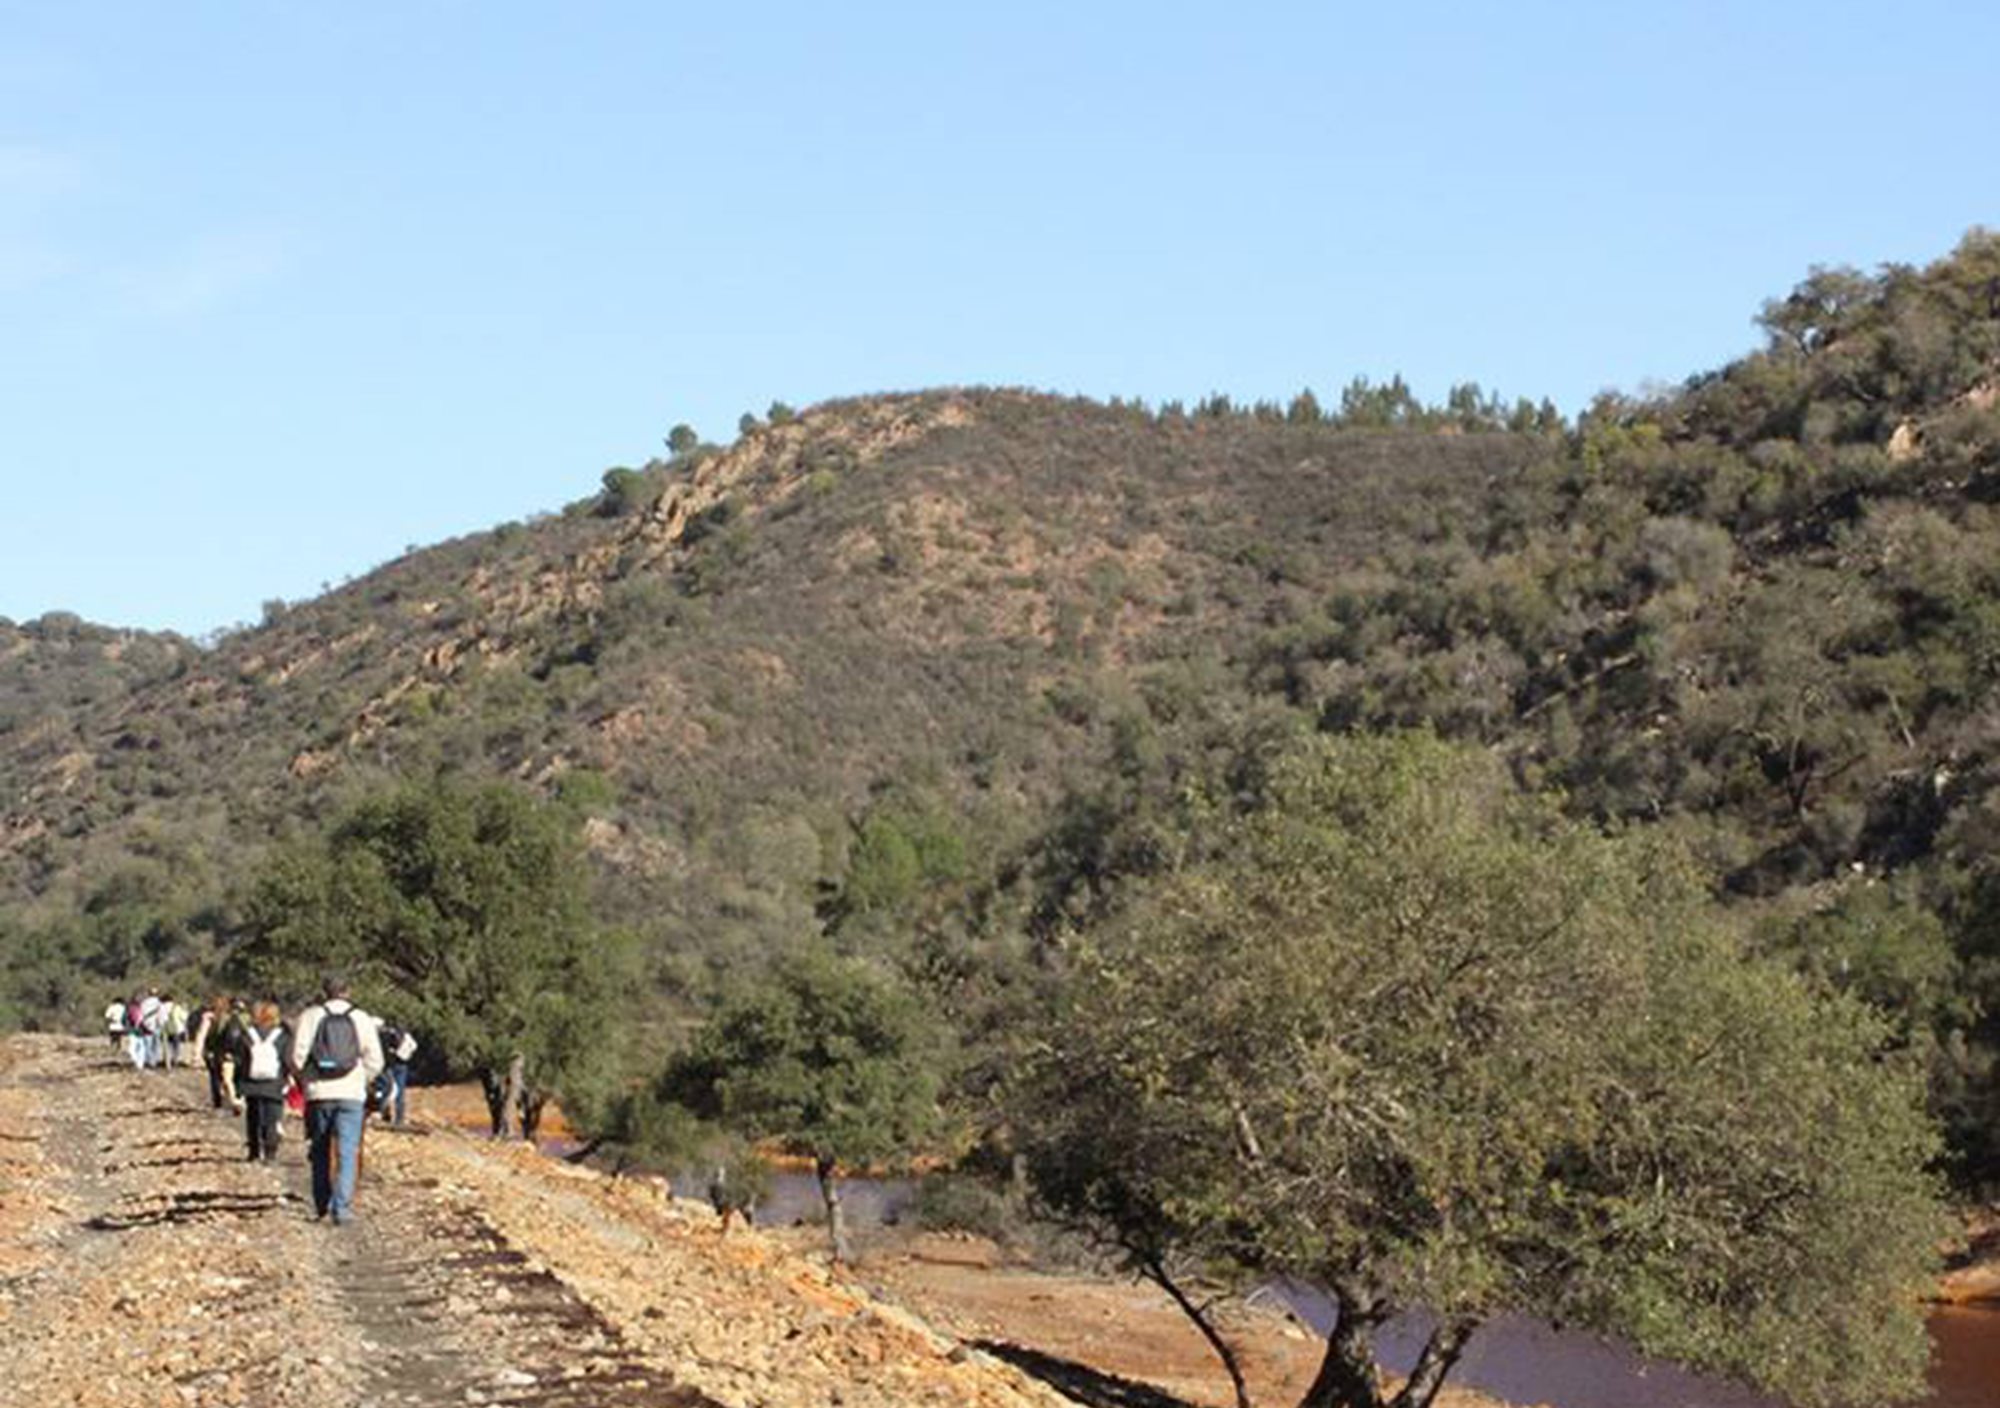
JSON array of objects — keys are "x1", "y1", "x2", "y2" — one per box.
[
  {"x1": 102, "y1": 998, "x2": 125, "y2": 1050},
  {"x1": 231, "y1": 1000, "x2": 292, "y2": 1163},
  {"x1": 378, "y1": 1021, "x2": 418, "y2": 1127},
  {"x1": 194, "y1": 997, "x2": 242, "y2": 1111},
  {"x1": 137, "y1": 988, "x2": 165, "y2": 1068},
  {"x1": 161, "y1": 993, "x2": 189, "y2": 1070},
  {"x1": 708, "y1": 1163, "x2": 756, "y2": 1234},
  {"x1": 123, "y1": 994, "x2": 148, "y2": 1071},
  {"x1": 190, "y1": 999, "x2": 217, "y2": 1101},
  {"x1": 289, "y1": 976, "x2": 385, "y2": 1226}
]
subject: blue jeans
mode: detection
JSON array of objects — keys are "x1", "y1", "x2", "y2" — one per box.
[
  {"x1": 306, "y1": 1100, "x2": 366, "y2": 1223},
  {"x1": 387, "y1": 1063, "x2": 409, "y2": 1125}
]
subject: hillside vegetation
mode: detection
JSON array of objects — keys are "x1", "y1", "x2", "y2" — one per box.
[
  {"x1": 0, "y1": 614, "x2": 193, "y2": 742},
  {"x1": 4, "y1": 232, "x2": 2000, "y2": 1192}
]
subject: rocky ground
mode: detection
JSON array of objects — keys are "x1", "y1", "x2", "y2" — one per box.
[
  {"x1": 378, "y1": 1089, "x2": 1513, "y2": 1408},
  {"x1": 0, "y1": 1035, "x2": 1082, "y2": 1408},
  {"x1": 44, "y1": 1031, "x2": 1993, "y2": 1408}
]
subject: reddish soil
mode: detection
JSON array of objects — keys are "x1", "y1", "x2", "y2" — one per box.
[
  {"x1": 863, "y1": 1234, "x2": 1511, "y2": 1408},
  {"x1": 402, "y1": 1078, "x2": 575, "y2": 1138}
]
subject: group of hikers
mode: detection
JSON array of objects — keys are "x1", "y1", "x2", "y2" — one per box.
[
  {"x1": 103, "y1": 988, "x2": 195, "y2": 1071},
  {"x1": 104, "y1": 978, "x2": 419, "y2": 1226}
]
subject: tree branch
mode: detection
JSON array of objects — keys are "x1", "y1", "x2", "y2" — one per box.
[{"x1": 1138, "y1": 1254, "x2": 1254, "y2": 1408}]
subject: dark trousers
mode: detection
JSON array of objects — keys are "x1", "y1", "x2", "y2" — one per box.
[
  {"x1": 245, "y1": 1094, "x2": 284, "y2": 1161},
  {"x1": 207, "y1": 1059, "x2": 227, "y2": 1109}
]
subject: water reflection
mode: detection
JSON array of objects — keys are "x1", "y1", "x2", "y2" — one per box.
[
  {"x1": 1926, "y1": 1307, "x2": 2000, "y2": 1408},
  {"x1": 753, "y1": 1169, "x2": 918, "y2": 1229},
  {"x1": 1276, "y1": 1285, "x2": 1776, "y2": 1408}
]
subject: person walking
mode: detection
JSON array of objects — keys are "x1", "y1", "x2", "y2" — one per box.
[
  {"x1": 289, "y1": 977, "x2": 384, "y2": 1226},
  {"x1": 379, "y1": 1022, "x2": 418, "y2": 1127},
  {"x1": 231, "y1": 1000, "x2": 292, "y2": 1163},
  {"x1": 195, "y1": 997, "x2": 242, "y2": 1111},
  {"x1": 137, "y1": 988, "x2": 165, "y2": 1069},
  {"x1": 123, "y1": 994, "x2": 148, "y2": 1071},
  {"x1": 102, "y1": 998, "x2": 126, "y2": 1050},
  {"x1": 161, "y1": 994, "x2": 189, "y2": 1070}
]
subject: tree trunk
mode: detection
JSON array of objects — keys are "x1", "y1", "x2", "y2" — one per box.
[
  {"x1": 816, "y1": 1154, "x2": 852, "y2": 1266},
  {"x1": 521, "y1": 1085, "x2": 547, "y2": 1144},
  {"x1": 501, "y1": 1052, "x2": 527, "y2": 1141},
  {"x1": 480, "y1": 1069, "x2": 510, "y2": 1138},
  {"x1": 1140, "y1": 1256, "x2": 1253, "y2": 1408},
  {"x1": 1387, "y1": 1321, "x2": 1474, "y2": 1408},
  {"x1": 1298, "y1": 1284, "x2": 1387, "y2": 1408}
]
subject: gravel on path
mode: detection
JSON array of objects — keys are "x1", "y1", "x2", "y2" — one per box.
[{"x1": 0, "y1": 1035, "x2": 1066, "y2": 1408}]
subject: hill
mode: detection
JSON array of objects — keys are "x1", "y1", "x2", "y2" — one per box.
[
  {"x1": 4, "y1": 230, "x2": 1999, "y2": 1180},
  {"x1": 0, "y1": 390, "x2": 1549, "y2": 993}
]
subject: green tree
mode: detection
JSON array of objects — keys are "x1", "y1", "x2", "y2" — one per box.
[
  {"x1": 662, "y1": 946, "x2": 946, "y2": 1262},
  {"x1": 1758, "y1": 265, "x2": 1875, "y2": 355},
  {"x1": 1012, "y1": 734, "x2": 1944, "y2": 1408},
  {"x1": 665, "y1": 422, "x2": 700, "y2": 458},
  {"x1": 237, "y1": 780, "x2": 634, "y2": 1140},
  {"x1": 835, "y1": 802, "x2": 968, "y2": 924},
  {"x1": 598, "y1": 466, "x2": 656, "y2": 517},
  {"x1": 1337, "y1": 373, "x2": 1423, "y2": 428}
]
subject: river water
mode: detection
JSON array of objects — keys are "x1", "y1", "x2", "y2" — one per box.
[
  {"x1": 756, "y1": 1172, "x2": 1997, "y2": 1408},
  {"x1": 1273, "y1": 1286, "x2": 1999, "y2": 1408}
]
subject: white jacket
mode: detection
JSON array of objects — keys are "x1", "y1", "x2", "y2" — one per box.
[{"x1": 289, "y1": 1000, "x2": 386, "y2": 1104}]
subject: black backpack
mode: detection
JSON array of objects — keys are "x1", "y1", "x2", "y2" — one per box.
[{"x1": 308, "y1": 1009, "x2": 361, "y2": 1078}]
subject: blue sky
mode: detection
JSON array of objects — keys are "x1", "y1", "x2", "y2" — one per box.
[{"x1": 3, "y1": 2, "x2": 1995, "y2": 636}]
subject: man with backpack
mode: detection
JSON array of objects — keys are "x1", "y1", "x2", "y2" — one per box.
[{"x1": 288, "y1": 976, "x2": 385, "y2": 1226}]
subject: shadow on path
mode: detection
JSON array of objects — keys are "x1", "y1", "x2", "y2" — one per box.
[
  {"x1": 85, "y1": 1188, "x2": 285, "y2": 1230},
  {"x1": 975, "y1": 1340, "x2": 1198, "y2": 1408}
]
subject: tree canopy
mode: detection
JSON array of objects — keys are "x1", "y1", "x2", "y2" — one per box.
[
  {"x1": 1012, "y1": 733, "x2": 1946, "y2": 1408},
  {"x1": 236, "y1": 779, "x2": 635, "y2": 1138},
  {"x1": 661, "y1": 944, "x2": 946, "y2": 1261}
]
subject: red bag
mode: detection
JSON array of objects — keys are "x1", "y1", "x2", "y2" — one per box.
[{"x1": 285, "y1": 1084, "x2": 305, "y2": 1115}]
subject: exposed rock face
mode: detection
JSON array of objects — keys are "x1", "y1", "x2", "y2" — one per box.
[
  {"x1": 1888, "y1": 419, "x2": 1923, "y2": 462},
  {"x1": 1941, "y1": 1261, "x2": 2000, "y2": 1304},
  {"x1": 0, "y1": 1034, "x2": 1068, "y2": 1408}
]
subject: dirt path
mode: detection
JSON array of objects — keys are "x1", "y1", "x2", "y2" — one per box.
[
  {"x1": 0, "y1": 1036, "x2": 357, "y2": 1405},
  {"x1": 0, "y1": 1035, "x2": 1068, "y2": 1408}
]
